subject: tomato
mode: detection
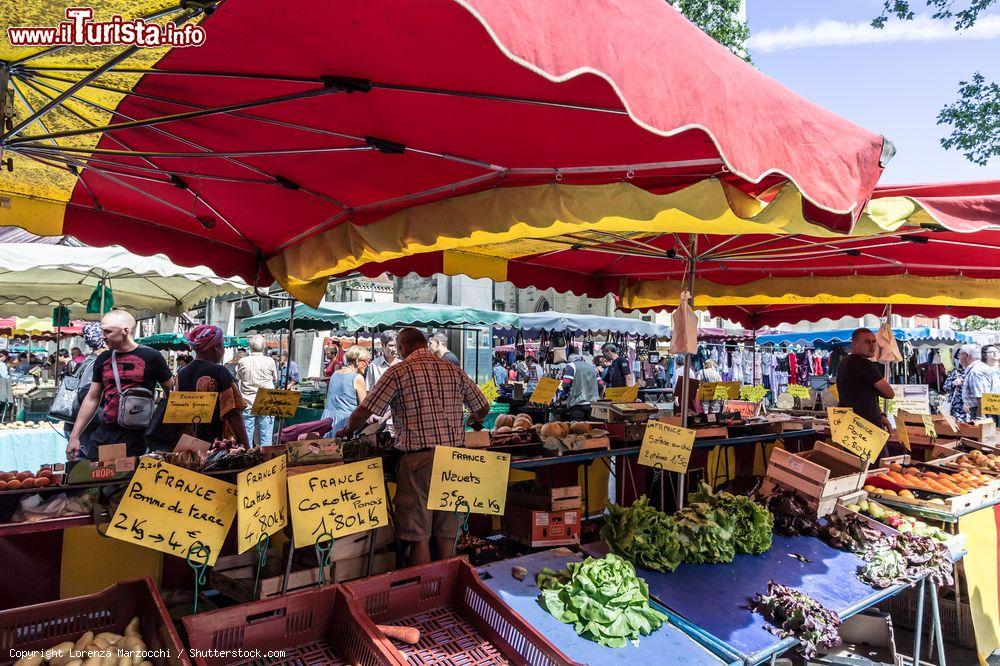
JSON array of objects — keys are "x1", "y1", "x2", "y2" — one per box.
[
  {"x1": 20, "y1": 478, "x2": 35, "y2": 489},
  {"x1": 16, "y1": 471, "x2": 32, "y2": 481},
  {"x1": 6, "y1": 480, "x2": 22, "y2": 490},
  {"x1": 34, "y1": 477, "x2": 50, "y2": 488}
]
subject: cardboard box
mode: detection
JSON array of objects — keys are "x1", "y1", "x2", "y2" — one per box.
[
  {"x1": 762, "y1": 441, "x2": 869, "y2": 516},
  {"x1": 508, "y1": 485, "x2": 582, "y2": 511},
  {"x1": 504, "y1": 506, "x2": 580, "y2": 547}
]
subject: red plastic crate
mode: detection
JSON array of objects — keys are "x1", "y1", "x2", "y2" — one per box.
[
  {"x1": 0, "y1": 578, "x2": 188, "y2": 665},
  {"x1": 343, "y1": 557, "x2": 572, "y2": 666},
  {"x1": 183, "y1": 584, "x2": 403, "y2": 666}
]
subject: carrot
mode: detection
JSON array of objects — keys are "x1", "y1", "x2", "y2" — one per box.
[{"x1": 377, "y1": 625, "x2": 421, "y2": 645}]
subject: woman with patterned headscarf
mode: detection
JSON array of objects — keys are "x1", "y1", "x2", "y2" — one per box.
[
  {"x1": 62, "y1": 321, "x2": 108, "y2": 460},
  {"x1": 176, "y1": 325, "x2": 249, "y2": 446}
]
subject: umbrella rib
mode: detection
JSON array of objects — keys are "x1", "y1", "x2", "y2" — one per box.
[
  {"x1": 26, "y1": 71, "x2": 511, "y2": 176},
  {"x1": 21, "y1": 73, "x2": 352, "y2": 208},
  {"x1": 18, "y1": 143, "x2": 373, "y2": 158},
  {"x1": 7, "y1": 80, "x2": 60, "y2": 146},
  {"x1": 711, "y1": 234, "x2": 911, "y2": 260},
  {"x1": 5, "y1": 84, "x2": 351, "y2": 145}
]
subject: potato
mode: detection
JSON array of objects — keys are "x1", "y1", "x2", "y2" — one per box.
[
  {"x1": 81, "y1": 657, "x2": 103, "y2": 666},
  {"x1": 90, "y1": 638, "x2": 111, "y2": 650},
  {"x1": 13, "y1": 654, "x2": 43, "y2": 666},
  {"x1": 74, "y1": 632, "x2": 95, "y2": 653},
  {"x1": 124, "y1": 617, "x2": 140, "y2": 637},
  {"x1": 48, "y1": 642, "x2": 77, "y2": 666},
  {"x1": 117, "y1": 658, "x2": 131, "y2": 666},
  {"x1": 64, "y1": 661, "x2": 83, "y2": 666},
  {"x1": 121, "y1": 636, "x2": 146, "y2": 664},
  {"x1": 94, "y1": 633, "x2": 122, "y2": 646}
]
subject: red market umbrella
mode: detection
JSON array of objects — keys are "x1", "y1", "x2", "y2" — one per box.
[{"x1": 1, "y1": 0, "x2": 888, "y2": 303}]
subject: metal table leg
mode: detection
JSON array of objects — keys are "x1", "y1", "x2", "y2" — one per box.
[
  {"x1": 930, "y1": 582, "x2": 947, "y2": 666},
  {"x1": 913, "y1": 579, "x2": 926, "y2": 665}
]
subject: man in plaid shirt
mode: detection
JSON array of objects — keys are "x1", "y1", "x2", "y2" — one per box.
[{"x1": 340, "y1": 327, "x2": 489, "y2": 564}]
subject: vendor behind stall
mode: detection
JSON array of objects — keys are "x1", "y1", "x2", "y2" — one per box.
[
  {"x1": 66, "y1": 311, "x2": 173, "y2": 459},
  {"x1": 564, "y1": 352, "x2": 599, "y2": 420},
  {"x1": 836, "y1": 328, "x2": 894, "y2": 432},
  {"x1": 601, "y1": 343, "x2": 634, "y2": 388},
  {"x1": 338, "y1": 327, "x2": 489, "y2": 565}
]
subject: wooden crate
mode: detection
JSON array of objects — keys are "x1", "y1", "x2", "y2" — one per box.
[
  {"x1": 955, "y1": 419, "x2": 997, "y2": 441},
  {"x1": 834, "y1": 497, "x2": 967, "y2": 559},
  {"x1": 507, "y1": 485, "x2": 582, "y2": 511},
  {"x1": 608, "y1": 403, "x2": 659, "y2": 422},
  {"x1": 762, "y1": 441, "x2": 869, "y2": 516},
  {"x1": 503, "y1": 506, "x2": 580, "y2": 547},
  {"x1": 866, "y1": 471, "x2": 992, "y2": 513},
  {"x1": 212, "y1": 527, "x2": 394, "y2": 602}
]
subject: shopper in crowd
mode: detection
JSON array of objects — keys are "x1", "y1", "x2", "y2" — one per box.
[
  {"x1": 237, "y1": 335, "x2": 279, "y2": 447},
  {"x1": 59, "y1": 323, "x2": 106, "y2": 460},
  {"x1": 593, "y1": 356, "x2": 607, "y2": 391},
  {"x1": 278, "y1": 352, "x2": 300, "y2": 388},
  {"x1": 565, "y1": 352, "x2": 600, "y2": 420},
  {"x1": 66, "y1": 311, "x2": 173, "y2": 459},
  {"x1": 836, "y1": 328, "x2": 895, "y2": 432},
  {"x1": 176, "y1": 325, "x2": 249, "y2": 446},
  {"x1": 366, "y1": 331, "x2": 400, "y2": 390},
  {"x1": 338, "y1": 327, "x2": 488, "y2": 565},
  {"x1": 70, "y1": 347, "x2": 85, "y2": 364},
  {"x1": 324, "y1": 345, "x2": 371, "y2": 436},
  {"x1": 656, "y1": 360, "x2": 668, "y2": 388},
  {"x1": 963, "y1": 344, "x2": 1000, "y2": 421},
  {"x1": 602, "y1": 343, "x2": 634, "y2": 389},
  {"x1": 324, "y1": 347, "x2": 342, "y2": 378},
  {"x1": 698, "y1": 359, "x2": 724, "y2": 413},
  {"x1": 492, "y1": 356, "x2": 508, "y2": 388},
  {"x1": 524, "y1": 354, "x2": 545, "y2": 393},
  {"x1": 13, "y1": 354, "x2": 29, "y2": 374},
  {"x1": 943, "y1": 344, "x2": 977, "y2": 422},
  {"x1": 176, "y1": 353, "x2": 192, "y2": 370},
  {"x1": 223, "y1": 349, "x2": 245, "y2": 378},
  {"x1": 428, "y1": 331, "x2": 461, "y2": 366}
]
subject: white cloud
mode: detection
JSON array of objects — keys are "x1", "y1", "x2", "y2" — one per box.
[{"x1": 749, "y1": 14, "x2": 1000, "y2": 53}]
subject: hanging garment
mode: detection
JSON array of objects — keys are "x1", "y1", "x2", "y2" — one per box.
[{"x1": 787, "y1": 352, "x2": 798, "y2": 384}]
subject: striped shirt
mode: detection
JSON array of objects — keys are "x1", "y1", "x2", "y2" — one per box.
[
  {"x1": 236, "y1": 352, "x2": 278, "y2": 405},
  {"x1": 362, "y1": 348, "x2": 488, "y2": 451}
]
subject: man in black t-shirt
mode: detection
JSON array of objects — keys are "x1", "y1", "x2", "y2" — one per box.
[
  {"x1": 601, "y1": 343, "x2": 634, "y2": 389},
  {"x1": 836, "y1": 328, "x2": 895, "y2": 432},
  {"x1": 67, "y1": 311, "x2": 173, "y2": 459}
]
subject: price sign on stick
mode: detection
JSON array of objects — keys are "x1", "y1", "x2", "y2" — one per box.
[
  {"x1": 252, "y1": 388, "x2": 301, "y2": 417},
  {"x1": 427, "y1": 446, "x2": 511, "y2": 515},
  {"x1": 921, "y1": 414, "x2": 937, "y2": 438},
  {"x1": 108, "y1": 458, "x2": 237, "y2": 565},
  {"x1": 163, "y1": 391, "x2": 217, "y2": 424},
  {"x1": 638, "y1": 420, "x2": 696, "y2": 473},
  {"x1": 478, "y1": 379, "x2": 500, "y2": 404},
  {"x1": 982, "y1": 393, "x2": 1000, "y2": 416},
  {"x1": 528, "y1": 377, "x2": 560, "y2": 405},
  {"x1": 604, "y1": 385, "x2": 639, "y2": 403},
  {"x1": 740, "y1": 385, "x2": 769, "y2": 403},
  {"x1": 286, "y1": 458, "x2": 389, "y2": 546},
  {"x1": 787, "y1": 384, "x2": 812, "y2": 400},
  {"x1": 831, "y1": 412, "x2": 889, "y2": 463},
  {"x1": 697, "y1": 381, "x2": 739, "y2": 401},
  {"x1": 237, "y1": 457, "x2": 288, "y2": 554}
]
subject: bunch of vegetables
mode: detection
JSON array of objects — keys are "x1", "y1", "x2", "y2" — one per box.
[
  {"x1": 846, "y1": 498, "x2": 949, "y2": 541},
  {"x1": 602, "y1": 496, "x2": 682, "y2": 572},
  {"x1": 762, "y1": 490, "x2": 819, "y2": 537},
  {"x1": 536, "y1": 554, "x2": 667, "y2": 648},
  {"x1": 859, "y1": 532, "x2": 954, "y2": 589},
  {"x1": 819, "y1": 513, "x2": 888, "y2": 554},
  {"x1": 752, "y1": 581, "x2": 842, "y2": 658},
  {"x1": 602, "y1": 484, "x2": 772, "y2": 571}
]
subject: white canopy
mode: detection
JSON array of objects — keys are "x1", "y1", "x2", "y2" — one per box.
[{"x1": 0, "y1": 244, "x2": 252, "y2": 317}]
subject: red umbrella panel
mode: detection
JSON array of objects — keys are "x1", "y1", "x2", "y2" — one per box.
[{"x1": 1, "y1": 0, "x2": 888, "y2": 300}]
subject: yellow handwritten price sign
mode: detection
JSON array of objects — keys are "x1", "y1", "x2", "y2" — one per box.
[
  {"x1": 605, "y1": 384, "x2": 639, "y2": 403},
  {"x1": 528, "y1": 376, "x2": 560, "y2": 405},
  {"x1": 162, "y1": 391, "x2": 217, "y2": 424},
  {"x1": 107, "y1": 458, "x2": 237, "y2": 565},
  {"x1": 896, "y1": 416, "x2": 911, "y2": 451},
  {"x1": 638, "y1": 420, "x2": 696, "y2": 473},
  {"x1": 740, "y1": 385, "x2": 769, "y2": 403},
  {"x1": 829, "y1": 384, "x2": 839, "y2": 401},
  {"x1": 478, "y1": 379, "x2": 500, "y2": 404},
  {"x1": 287, "y1": 458, "x2": 389, "y2": 546},
  {"x1": 787, "y1": 384, "x2": 812, "y2": 400},
  {"x1": 828, "y1": 407, "x2": 853, "y2": 439},
  {"x1": 427, "y1": 446, "x2": 511, "y2": 515},
  {"x1": 713, "y1": 384, "x2": 730, "y2": 401},
  {"x1": 237, "y1": 457, "x2": 288, "y2": 554},
  {"x1": 251, "y1": 388, "x2": 301, "y2": 417},
  {"x1": 697, "y1": 381, "x2": 739, "y2": 401},
  {"x1": 831, "y1": 413, "x2": 889, "y2": 464},
  {"x1": 921, "y1": 414, "x2": 937, "y2": 438},
  {"x1": 983, "y1": 393, "x2": 1000, "y2": 416}
]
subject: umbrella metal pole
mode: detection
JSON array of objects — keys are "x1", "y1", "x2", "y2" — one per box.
[{"x1": 677, "y1": 236, "x2": 698, "y2": 510}]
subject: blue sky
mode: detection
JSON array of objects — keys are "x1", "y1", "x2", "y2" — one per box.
[{"x1": 746, "y1": 1, "x2": 1000, "y2": 184}]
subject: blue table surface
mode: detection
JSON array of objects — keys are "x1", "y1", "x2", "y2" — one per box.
[
  {"x1": 583, "y1": 536, "x2": 909, "y2": 665},
  {"x1": 477, "y1": 549, "x2": 738, "y2": 665},
  {"x1": 0, "y1": 427, "x2": 65, "y2": 473}
]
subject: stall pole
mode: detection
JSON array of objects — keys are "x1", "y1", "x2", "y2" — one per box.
[
  {"x1": 677, "y1": 235, "x2": 698, "y2": 510},
  {"x1": 475, "y1": 327, "x2": 480, "y2": 382}
]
